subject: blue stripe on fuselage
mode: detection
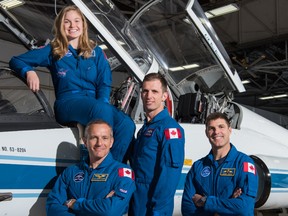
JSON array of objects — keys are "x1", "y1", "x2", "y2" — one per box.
[
  {"x1": 271, "y1": 173, "x2": 288, "y2": 189},
  {"x1": 1, "y1": 164, "x2": 287, "y2": 196},
  {"x1": 0, "y1": 154, "x2": 78, "y2": 164},
  {"x1": 0, "y1": 164, "x2": 65, "y2": 189},
  {"x1": 176, "y1": 170, "x2": 288, "y2": 192}
]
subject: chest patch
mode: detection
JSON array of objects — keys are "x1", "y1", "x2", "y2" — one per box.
[
  {"x1": 57, "y1": 69, "x2": 68, "y2": 78},
  {"x1": 65, "y1": 50, "x2": 73, "y2": 57},
  {"x1": 220, "y1": 168, "x2": 236, "y2": 176},
  {"x1": 201, "y1": 166, "x2": 211, "y2": 177},
  {"x1": 144, "y1": 128, "x2": 155, "y2": 137},
  {"x1": 74, "y1": 172, "x2": 85, "y2": 182},
  {"x1": 91, "y1": 173, "x2": 109, "y2": 182}
]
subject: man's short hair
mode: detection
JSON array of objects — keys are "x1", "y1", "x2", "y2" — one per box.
[
  {"x1": 142, "y1": 73, "x2": 168, "y2": 92},
  {"x1": 84, "y1": 119, "x2": 113, "y2": 138},
  {"x1": 205, "y1": 112, "x2": 230, "y2": 128}
]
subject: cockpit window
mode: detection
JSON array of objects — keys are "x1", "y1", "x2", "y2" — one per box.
[
  {"x1": 0, "y1": 68, "x2": 59, "y2": 131},
  {"x1": 0, "y1": 69, "x2": 43, "y2": 114}
]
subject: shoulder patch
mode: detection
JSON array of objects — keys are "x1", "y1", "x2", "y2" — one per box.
[
  {"x1": 164, "y1": 128, "x2": 182, "y2": 139},
  {"x1": 243, "y1": 162, "x2": 256, "y2": 175},
  {"x1": 36, "y1": 45, "x2": 46, "y2": 49},
  {"x1": 118, "y1": 168, "x2": 134, "y2": 180}
]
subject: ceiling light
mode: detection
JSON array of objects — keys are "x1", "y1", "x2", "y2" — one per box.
[
  {"x1": 183, "y1": 64, "x2": 199, "y2": 69},
  {"x1": 259, "y1": 94, "x2": 288, "y2": 100},
  {"x1": 205, "y1": 3, "x2": 239, "y2": 19},
  {"x1": 0, "y1": 0, "x2": 24, "y2": 9},
  {"x1": 241, "y1": 80, "x2": 250, "y2": 84},
  {"x1": 169, "y1": 64, "x2": 199, "y2": 72}
]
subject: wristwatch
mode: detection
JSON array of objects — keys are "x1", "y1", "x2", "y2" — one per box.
[
  {"x1": 65, "y1": 199, "x2": 73, "y2": 206},
  {"x1": 196, "y1": 195, "x2": 207, "y2": 207},
  {"x1": 200, "y1": 196, "x2": 207, "y2": 205},
  {"x1": 65, "y1": 199, "x2": 76, "y2": 209}
]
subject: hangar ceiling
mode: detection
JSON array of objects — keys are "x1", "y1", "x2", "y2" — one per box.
[
  {"x1": 112, "y1": 0, "x2": 288, "y2": 117},
  {"x1": 0, "y1": 0, "x2": 287, "y2": 117}
]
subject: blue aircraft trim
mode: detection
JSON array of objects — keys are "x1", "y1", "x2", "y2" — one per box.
[
  {"x1": 270, "y1": 168, "x2": 288, "y2": 173},
  {"x1": 271, "y1": 173, "x2": 288, "y2": 190},
  {"x1": 175, "y1": 192, "x2": 183, "y2": 196},
  {"x1": 1, "y1": 164, "x2": 288, "y2": 197},
  {"x1": 0, "y1": 164, "x2": 66, "y2": 189},
  {"x1": 182, "y1": 167, "x2": 191, "y2": 172},
  {"x1": 0, "y1": 154, "x2": 78, "y2": 164},
  {"x1": 176, "y1": 171, "x2": 288, "y2": 193},
  {"x1": 13, "y1": 193, "x2": 49, "y2": 198},
  {"x1": 270, "y1": 190, "x2": 288, "y2": 193}
]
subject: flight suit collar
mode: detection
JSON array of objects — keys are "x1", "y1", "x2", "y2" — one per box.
[
  {"x1": 144, "y1": 108, "x2": 168, "y2": 125},
  {"x1": 81, "y1": 152, "x2": 114, "y2": 170},
  {"x1": 68, "y1": 44, "x2": 79, "y2": 58},
  {"x1": 207, "y1": 143, "x2": 238, "y2": 163}
]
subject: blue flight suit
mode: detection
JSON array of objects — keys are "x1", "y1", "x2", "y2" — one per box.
[
  {"x1": 181, "y1": 144, "x2": 258, "y2": 216},
  {"x1": 129, "y1": 108, "x2": 185, "y2": 216},
  {"x1": 111, "y1": 107, "x2": 135, "y2": 162},
  {"x1": 9, "y1": 44, "x2": 135, "y2": 162},
  {"x1": 9, "y1": 44, "x2": 113, "y2": 124},
  {"x1": 46, "y1": 152, "x2": 135, "y2": 216}
]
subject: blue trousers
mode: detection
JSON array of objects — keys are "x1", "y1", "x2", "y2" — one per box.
[{"x1": 54, "y1": 96, "x2": 135, "y2": 162}]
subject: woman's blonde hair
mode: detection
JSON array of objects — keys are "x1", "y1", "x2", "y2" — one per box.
[{"x1": 51, "y1": 5, "x2": 96, "y2": 59}]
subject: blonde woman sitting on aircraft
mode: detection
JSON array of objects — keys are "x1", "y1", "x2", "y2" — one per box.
[{"x1": 9, "y1": 5, "x2": 135, "y2": 162}]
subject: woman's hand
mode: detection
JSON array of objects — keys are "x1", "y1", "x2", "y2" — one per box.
[{"x1": 26, "y1": 71, "x2": 40, "y2": 92}]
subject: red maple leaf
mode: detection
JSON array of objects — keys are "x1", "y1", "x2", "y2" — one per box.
[{"x1": 171, "y1": 130, "x2": 176, "y2": 135}]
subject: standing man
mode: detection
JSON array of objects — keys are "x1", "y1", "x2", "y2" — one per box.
[
  {"x1": 129, "y1": 73, "x2": 185, "y2": 216},
  {"x1": 181, "y1": 112, "x2": 258, "y2": 216},
  {"x1": 46, "y1": 120, "x2": 135, "y2": 216}
]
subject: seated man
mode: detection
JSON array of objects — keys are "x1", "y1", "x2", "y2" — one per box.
[{"x1": 46, "y1": 120, "x2": 135, "y2": 216}]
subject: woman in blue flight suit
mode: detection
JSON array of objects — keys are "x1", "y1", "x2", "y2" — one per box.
[{"x1": 9, "y1": 5, "x2": 134, "y2": 162}]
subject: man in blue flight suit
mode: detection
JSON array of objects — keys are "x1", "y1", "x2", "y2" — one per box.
[
  {"x1": 181, "y1": 112, "x2": 258, "y2": 216},
  {"x1": 46, "y1": 120, "x2": 135, "y2": 216},
  {"x1": 129, "y1": 73, "x2": 185, "y2": 216}
]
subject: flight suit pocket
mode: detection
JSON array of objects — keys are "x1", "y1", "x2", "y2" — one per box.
[{"x1": 166, "y1": 141, "x2": 183, "y2": 168}]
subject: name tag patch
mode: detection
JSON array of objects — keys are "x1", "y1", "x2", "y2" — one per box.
[
  {"x1": 220, "y1": 168, "x2": 236, "y2": 176},
  {"x1": 91, "y1": 174, "x2": 109, "y2": 182}
]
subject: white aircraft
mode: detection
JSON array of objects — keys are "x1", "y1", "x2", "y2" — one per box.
[{"x1": 0, "y1": 0, "x2": 288, "y2": 215}]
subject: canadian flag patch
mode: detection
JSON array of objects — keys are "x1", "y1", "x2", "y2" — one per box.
[
  {"x1": 118, "y1": 168, "x2": 134, "y2": 180},
  {"x1": 243, "y1": 162, "x2": 256, "y2": 175},
  {"x1": 164, "y1": 128, "x2": 182, "y2": 139}
]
